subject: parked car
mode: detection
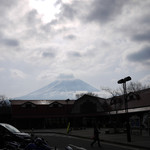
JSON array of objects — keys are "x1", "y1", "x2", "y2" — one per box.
[{"x1": 0, "y1": 123, "x2": 32, "y2": 148}]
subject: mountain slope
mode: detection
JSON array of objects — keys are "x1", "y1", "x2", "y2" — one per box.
[{"x1": 15, "y1": 79, "x2": 99, "y2": 100}]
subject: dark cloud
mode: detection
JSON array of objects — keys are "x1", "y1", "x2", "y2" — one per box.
[
  {"x1": 54, "y1": 0, "x2": 63, "y2": 6},
  {"x1": 2, "y1": 38, "x2": 19, "y2": 47},
  {"x1": 57, "y1": 0, "x2": 129, "y2": 25},
  {"x1": 64, "y1": 34, "x2": 76, "y2": 40},
  {"x1": 68, "y1": 51, "x2": 82, "y2": 58},
  {"x1": 132, "y1": 31, "x2": 150, "y2": 43},
  {"x1": 140, "y1": 14, "x2": 150, "y2": 25},
  {"x1": 42, "y1": 47, "x2": 57, "y2": 58},
  {"x1": 42, "y1": 52, "x2": 56, "y2": 58},
  {"x1": 0, "y1": 0, "x2": 19, "y2": 30},
  {"x1": 60, "y1": 3, "x2": 77, "y2": 20},
  {"x1": 0, "y1": 33, "x2": 19, "y2": 47},
  {"x1": 49, "y1": 19, "x2": 58, "y2": 25},
  {"x1": 85, "y1": 0, "x2": 128, "y2": 24},
  {"x1": 26, "y1": 10, "x2": 40, "y2": 25},
  {"x1": 40, "y1": 23, "x2": 52, "y2": 33},
  {"x1": 0, "y1": 0, "x2": 18, "y2": 15},
  {"x1": 127, "y1": 46, "x2": 150, "y2": 64},
  {"x1": 57, "y1": 0, "x2": 83, "y2": 21}
]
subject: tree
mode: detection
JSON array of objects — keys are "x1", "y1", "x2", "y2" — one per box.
[
  {"x1": 0, "y1": 95, "x2": 5, "y2": 100},
  {"x1": 102, "y1": 81, "x2": 149, "y2": 130},
  {"x1": 102, "y1": 81, "x2": 150, "y2": 98},
  {"x1": 0, "y1": 95, "x2": 11, "y2": 123},
  {"x1": 126, "y1": 81, "x2": 150, "y2": 94},
  {"x1": 0, "y1": 95, "x2": 10, "y2": 107},
  {"x1": 101, "y1": 81, "x2": 150, "y2": 111},
  {"x1": 75, "y1": 92, "x2": 98, "y2": 99}
]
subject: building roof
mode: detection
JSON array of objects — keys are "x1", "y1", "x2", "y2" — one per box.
[
  {"x1": 128, "y1": 88, "x2": 150, "y2": 108},
  {"x1": 10, "y1": 99, "x2": 75, "y2": 105},
  {"x1": 10, "y1": 88, "x2": 150, "y2": 114},
  {"x1": 71, "y1": 94, "x2": 108, "y2": 114},
  {"x1": 110, "y1": 88, "x2": 150, "y2": 113},
  {"x1": 77, "y1": 94, "x2": 106, "y2": 102}
]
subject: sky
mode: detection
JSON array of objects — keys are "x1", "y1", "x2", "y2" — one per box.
[{"x1": 0, "y1": 0, "x2": 150, "y2": 99}]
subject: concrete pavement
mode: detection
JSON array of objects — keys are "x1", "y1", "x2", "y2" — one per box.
[{"x1": 23, "y1": 128, "x2": 150, "y2": 150}]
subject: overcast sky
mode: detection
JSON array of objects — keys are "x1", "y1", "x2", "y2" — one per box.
[{"x1": 0, "y1": 0, "x2": 150, "y2": 99}]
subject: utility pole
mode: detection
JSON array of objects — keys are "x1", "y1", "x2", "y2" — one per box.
[{"x1": 118, "y1": 76, "x2": 131, "y2": 142}]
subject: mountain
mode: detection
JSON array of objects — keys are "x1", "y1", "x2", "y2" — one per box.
[{"x1": 15, "y1": 79, "x2": 100, "y2": 100}]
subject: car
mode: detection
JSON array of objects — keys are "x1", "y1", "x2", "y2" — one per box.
[{"x1": 0, "y1": 123, "x2": 32, "y2": 148}]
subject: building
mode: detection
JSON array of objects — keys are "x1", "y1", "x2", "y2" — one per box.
[
  {"x1": 10, "y1": 95, "x2": 109, "y2": 129},
  {"x1": 9, "y1": 88, "x2": 150, "y2": 130},
  {"x1": 106, "y1": 88, "x2": 150, "y2": 134},
  {"x1": 71, "y1": 94, "x2": 109, "y2": 128},
  {"x1": 10, "y1": 99, "x2": 74, "y2": 129}
]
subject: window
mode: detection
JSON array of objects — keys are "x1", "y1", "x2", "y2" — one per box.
[
  {"x1": 49, "y1": 102, "x2": 63, "y2": 108},
  {"x1": 53, "y1": 103, "x2": 58, "y2": 108},
  {"x1": 21, "y1": 102, "x2": 36, "y2": 108},
  {"x1": 26, "y1": 103, "x2": 32, "y2": 108}
]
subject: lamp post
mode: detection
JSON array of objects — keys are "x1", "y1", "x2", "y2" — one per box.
[{"x1": 118, "y1": 76, "x2": 131, "y2": 142}]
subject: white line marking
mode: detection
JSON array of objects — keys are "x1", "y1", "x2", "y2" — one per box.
[{"x1": 69, "y1": 144, "x2": 87, "y2": 150}]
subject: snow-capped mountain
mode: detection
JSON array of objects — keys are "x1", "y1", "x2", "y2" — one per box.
[{"x1": 15, "y1": 79, "x2": 100, "y2": 100}]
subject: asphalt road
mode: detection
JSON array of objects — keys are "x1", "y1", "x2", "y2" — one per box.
[{"x1": 35, "y1": 133, "x2": 139, "y2": 150}]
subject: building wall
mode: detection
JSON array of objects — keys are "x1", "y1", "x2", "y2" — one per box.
[
  {"x1": 11, "y1": 102, "x2": 73, "y2": 129},
  {"x1": 71, "y1": 95, "x2": 106, "y2": 114}
]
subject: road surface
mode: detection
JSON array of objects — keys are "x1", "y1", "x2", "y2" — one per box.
[{"x1": 35, "y1": 133, "x2": 140, "y2": 150}]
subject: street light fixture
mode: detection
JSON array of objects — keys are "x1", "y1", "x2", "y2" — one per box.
[
  {"x1": 118, "y1": 76, "x2": 131, "y2": 84},
  {"x1": 118, "y1": 76, "x2": 131, "y2": 142}
]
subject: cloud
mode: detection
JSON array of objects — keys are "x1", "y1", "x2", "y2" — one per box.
[
  {"x1": 59, "y1": 2, "x2": 78, "y2": 20},
  {"x1": 140, "y1": 14, "x2": 150, "y2": 25},
  {"x1": 25, "y1": 9, "x2": 41, "y2": 25},
  {"x1": 116, "y1": 1, "x2": 150, "y2": 45},
  {"x1": 64, "y1": 34, "x2": 76, "y2": 40},
  {"x1": 25, "y1": 47, "x2": 58, "y2": 66},
  {"x1": 41, "y1": 47, "x2": 58, "y2": 59},
  {"x1": 55, "y1": 0, "x2": 87, "y2": 24},
  {"x1": 40, "y1": 22, "x2": 52, "y2": 33},
  {"x1": 57, "y1": 73, "x2": 75, "y2": 80},
  {"x1": 140, "y1": 74, "x2": 150, "y2": 85},
  {"x1": 127, "y1": 46, "x2": 150, "y2": 65},
  {"x1": 0, "y1": 68, "x2": 4, "y2": 72},
  {"x1": 0, "y1": 32, "x2": 20, "y2": 47},
  {"x1": 37, "y1": 71, "x2": 52, "y2": 80},
  {"x1": 0, "y1": 37, "x2": 19, "y2": 47},
  {"x1": 132, "y1": 31, "x2": 150, "y2": 43},
  {"x1": 0, "y1": 0, "x2": 150, "y2": 98},
  {"x1": 0, "y1": 0, "x2": 18, "y2": 15},
  {"x1": 42, "y1": 51, "x2": 56, "y2": 58},
  {"x1": 56, "y1": 0, "x2": 128, "y2": 25},
  {"x1": 85, "y1": 0, "x2": 128, "y2": 24},
  {"x1": 67, "y1": 51, "x2": 82, "y2": 58},
  {"x1": 10, "y1": 69, "x2": 27, "y2": 79}
]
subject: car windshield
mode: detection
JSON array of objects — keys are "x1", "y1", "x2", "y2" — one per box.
[{"x1": 3, "y1": 124, "x2": 20, "y2": 133}]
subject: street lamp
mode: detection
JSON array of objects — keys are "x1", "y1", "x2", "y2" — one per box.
[{"x1": 118, "y1": 76, "x2": 131, "y2": 142}]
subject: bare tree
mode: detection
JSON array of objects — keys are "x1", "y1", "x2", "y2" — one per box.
[
  {"x1": 0, "y1": 95, "x2": 10, "y2": 106},
  {"x1": 127, "y1": 81, "x2": 150, "y2": 93},
  {"x1": 101, "y1": 87, "x2": 121, "y2": 97},
  {"x1": 102, "y1": 81, "x2": 150, "y2": 97},
  {"x1": 101, "y1": 81, "x2": 149, "y2": 112},
  {"x1": 0, "y1": 95, "x2": 6, "y2": 100},
  {"x1": 76, "y1": 92, "x2": 98, "y2": 99}
]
